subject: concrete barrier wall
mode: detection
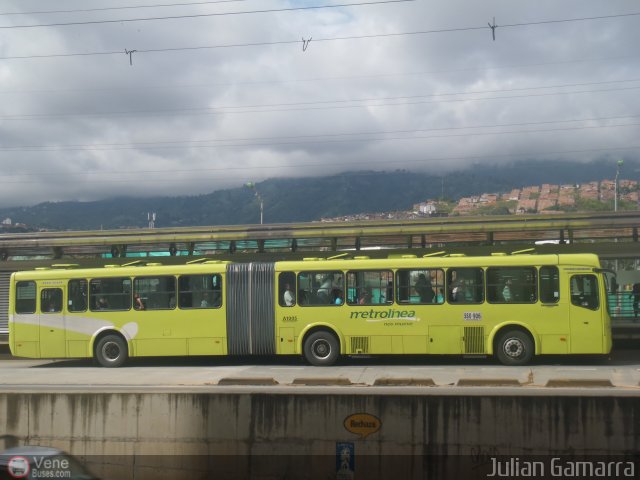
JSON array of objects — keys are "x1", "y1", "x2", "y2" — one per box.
[{"x1": 1, "y1": 391, "x2": 639, "y2": 479}]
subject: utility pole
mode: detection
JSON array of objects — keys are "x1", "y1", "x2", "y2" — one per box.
[
  {"x1": 244, "y1": 182, "x2": 264, "y2": 225},
  {"x1": 613, "y1": 160, "x2": 624, "y2": 285},
  {"x1": 615, "y1": 160, "x2": 624, "y2": 212}
]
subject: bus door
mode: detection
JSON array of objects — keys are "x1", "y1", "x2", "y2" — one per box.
[
  {"x1": 38, "y1": 285, "x2": 66, "y2": 358},
  {"x1": 568, "y1": 274, "x2": 603, "y2": 353}
]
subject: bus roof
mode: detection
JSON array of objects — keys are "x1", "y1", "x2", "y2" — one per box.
[
  {"x1": 11, "y1": 261, "x2": 228, "y2": 281},
  {"x1": 10, "y1": 253, "x2": 602, "y2": 280},
  {"x1": 274, "y1": 253, "x2": 601, "y2": 271}
]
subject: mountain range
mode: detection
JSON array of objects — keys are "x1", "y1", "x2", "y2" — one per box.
[{"x1": 0, "y1": 159, "x2": 636, "y2": 231}]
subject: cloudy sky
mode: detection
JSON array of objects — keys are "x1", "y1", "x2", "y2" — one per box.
[{"x1": 0, "y1": 0, "x2": 639, "y2": 206}]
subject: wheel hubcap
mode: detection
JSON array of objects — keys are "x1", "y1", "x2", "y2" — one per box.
[
  {"x1": 312, "y1": 339, "x2": 331, "y2": 359},
  {"x1": 503, "y1": 338, "x2": 524, "y2": 358},
  {"x1": 103, "y1": 342, "x2": 120, "y2": 362}
]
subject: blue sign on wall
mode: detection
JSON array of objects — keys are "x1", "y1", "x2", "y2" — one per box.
[{"x1": 336, "y1": 442, "x2": 355, "y2": 480}]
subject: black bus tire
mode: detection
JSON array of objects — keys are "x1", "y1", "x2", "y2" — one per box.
[
  {"x1": 495, "y1": 329, "x2": 534, "y2": 366},
  {"x1": 303, "y1": 330, "x2": 340, "y2": 366},
  {"x1": 95, "y1": 334, "x2": 128, "y2": 368}
]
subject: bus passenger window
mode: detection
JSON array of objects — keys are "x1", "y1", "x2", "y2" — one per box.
[
  {"x1": 15, "y1": 281, "x2": 36, "y2": 314},
  {"x1": 90, "y1": 277, "x2": 132, "y2": 311},
  {"x1": 571, "y1": 275, "x2": 599, "y2": 310},
  {"x1": 487, "y1": 267, "x2": 537, "y2": 304},
  {"x1": 68, "y1": 279, "x2": 88, "y2": 312},
  {"x1": 278, "y1": 272, "x2": 296, "y2": 307},
  {"x1": 447, "y1": 268, "x2": 484, "y2": 304},
  {"x1": 347, "y1": 270, "x2": 393, "y2": 306},
  {"x1": 134, "y1": 276, "x2": 176, "y2": 310},
  {"x1": 297, "y1": 271, "x2": 343, "y2": 306},
  {"x1": 41, "y1": 288, "x2": 63, "y2": 313},
  {"x1": 178, "y1": 274, "x2": 222, "y2": 309},
  {"x1": 540, "y1": 266, "x2": 559, "y2": 303},
  {"x1": 396, "y1": 269, "x2": 444, "y2": 304}
]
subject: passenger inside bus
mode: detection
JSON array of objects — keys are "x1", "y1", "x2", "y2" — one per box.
[
  {"x1": 415, "y1": 274, "x2": 435, "y2": 303},
  {"x1": 134, "y1": 294, "x2": 145, "y2": 310},
  {"x1": 317, "y1": 275, "x2": 333, "y2": 303},
  {"x1": 332, "y1": 289, "x2": 344, "y2": 305},
  {"x1": 502, "y1": 279, "x2": 513, "y2": 302},
  {"x1": 200, "y1": 293, "x2": 213, "y2": 308},
  {"x1": 41, "y1": 289, "x2": 63, "y2": 313},
  {"x1": 320, "y1": 274, "x2": 332, "y2": 289},
  {"x1": 283, "y1": 284, "x2": 295, "y2": 306},
  {"x1": 359, "y1": 288, "x2": 373, "y2": 305},
  {"x1": 449, "y1": 281, "x2": 463, "y2": 302}
]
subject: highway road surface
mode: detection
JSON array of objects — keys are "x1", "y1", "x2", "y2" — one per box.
[{"x1": 1, "y1": 346, "x2": 639, "y2": 392}]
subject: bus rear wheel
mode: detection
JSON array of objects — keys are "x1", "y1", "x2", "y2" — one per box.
[
  {"x1": 495, "y1": 330, "x2": 534, "y2": 366},
  {"x1": 303, "y1": 331, "x2": 340, "y2": 366},
  {"x1": 95, "y1": 334, "x2": 128, "y2": 368}
]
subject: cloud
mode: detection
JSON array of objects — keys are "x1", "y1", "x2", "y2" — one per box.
[{"x1": 0, "y1": 0, "x2": 638, "y2": 206}]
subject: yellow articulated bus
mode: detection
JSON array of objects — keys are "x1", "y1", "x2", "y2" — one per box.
[{"x1": 9, "y1": 253, "x2": 613, "y2": 367}]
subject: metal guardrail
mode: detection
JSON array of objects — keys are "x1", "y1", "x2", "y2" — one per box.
[
  {"x1": 0, "y1": 211, "x2": 638, "y2": 258},
  {"x1": 607, "y1": 290, "x2": 640, "y2": 340},
  {"x1": 609, "y1": 293, "x2": 640, "y2": 320},
  {"x1": 608, "y1": 292, "x2": 640, "y2": 339}
]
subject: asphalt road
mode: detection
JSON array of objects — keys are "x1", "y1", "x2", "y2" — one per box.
[{"x1": 1, "y1": 344, "x2": 639, "y2": 391}]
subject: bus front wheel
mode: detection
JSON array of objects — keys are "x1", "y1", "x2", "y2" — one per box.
[
  {"x1": 95, "y1": 334, "x2": 128, "y2": 368},
  {"x1": 495, "y1": 330, "x2": 534, "y2": 366},
  {"x1": 303, "y1": 331, "x2": 340, "y2": 366}
]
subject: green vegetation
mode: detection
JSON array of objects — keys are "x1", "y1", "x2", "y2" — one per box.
[
  {"x1": 574, "y1": 198, "x2": 613, "y2": 212},
  {"x1": 618, "y1": 200, "x2": 638, "y2": 211},
  {"x1": 432, "y1": 201, "x2": 456, "y2": 214},
  {"x1": 475, "y1": 200, "x2": 517, "y2": 216}
]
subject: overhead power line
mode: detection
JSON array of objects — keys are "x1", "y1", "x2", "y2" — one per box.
[
  {"x1": 498, "y1": 13, "x2": 640, "y2": 28},
  {"x1": 0, "y1": 0, "x2": 415, "y2": 29},
  {"x1": 1, "y1": 11, "x2": 639, "y2": 59},
  {"x1": 0, "y1": 0, "x2": 253, "y2": 16}
]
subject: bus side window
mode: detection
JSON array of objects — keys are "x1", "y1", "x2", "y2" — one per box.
[
  {"x1": 396, "y1": 270, "x2": 411, "y2": 303},
  {"x1": 68, "y1": 279, "x2": 88, "y2": 312},
  {"x1": 347, "y1": 270, "x2": 393, "y2": 306},
  {"x1": 447, "y1": 268, "x2": 484, "y2": 304},
  {"x1": 178, "y1": 274, "x2": 222, "y2": 309},
  {"x1": 41, "y1": 288, "x2": 63, "y2": 313},
  {"x1": 297, "y1": 271, "x2": 343, "y2": 306},
  {"x1": 571, "y1": 275, "x2": 599, "y2": 310},
  {"x1": 15, "y1": 281, "x2": 36, "y2": 314},
  {"x1": 540, "y1": 266, "x2": 559, "y2": 303},
  {"x1": 133, "y1": 276, "x2": 176, "y2": 310},
  {"x1": 279, "y1": 272, "x2": 296, "y2": 307},
  {"x1": 89, "y1": 277, "x2": 132, "y2": 311},
  {"x1": 396, "y1": 269, "x2": 444, "y2": 304},
  {"x1": 486, "y1": 267, "x2": 537, "y2": 304}
]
